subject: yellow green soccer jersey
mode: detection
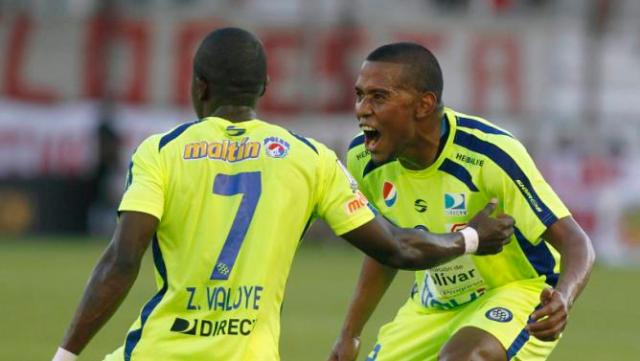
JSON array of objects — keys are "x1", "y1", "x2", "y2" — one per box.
[
  {"x1": 116, "y1": 117, "x2": 374, "y2": 361},
  {"x1": 347, "y1": 107, "x2": 570, "y2": 311}
]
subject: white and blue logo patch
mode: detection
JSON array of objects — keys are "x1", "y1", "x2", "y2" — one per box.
[
  {"x1": 444, "y1": 192, "x2": 467, "y2": 216},
  {"x1": 485, "y1": 307, "x2": 513, "y2": 323},
  {"x1": 263, "y1": 137, "x2": 290, "y2": 158},
  {"x1": 382, "y1": 181, "x2": 397, "y2": 207}
]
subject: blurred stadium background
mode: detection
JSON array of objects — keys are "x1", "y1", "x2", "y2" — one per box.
[{"x1": 1, "y1": 0, "x2": 639, "y2": 360}]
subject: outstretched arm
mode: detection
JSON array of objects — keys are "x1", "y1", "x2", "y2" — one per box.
[
  {"x1": 55, "y1": 212, "x2": 158, "y2": 358},
  {"x1": 527, "y1": 216, "x2": 595, "y2": 341},
  {"x1": 341, "y1": 200, "x2": 513, "y2": 270}
]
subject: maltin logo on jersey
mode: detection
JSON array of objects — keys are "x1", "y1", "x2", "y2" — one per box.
[
  {"x1": 263, "y1": 137, "x2": 290, "y2": 158},
  {"x1": 444, "y1": 193, "x2": 467, "y2": 216},
  {"x1": 382, "y1": 181, "x2": 398, "y2": 207}
]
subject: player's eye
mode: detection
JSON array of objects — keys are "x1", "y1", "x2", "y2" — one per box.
[{"x1": 373, "y1": 93, "x2": 386, "y2": 102}]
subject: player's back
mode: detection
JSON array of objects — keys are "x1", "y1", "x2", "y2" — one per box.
[{"x1": 112, "y1": 116, "x2": 371, "y2": 361}]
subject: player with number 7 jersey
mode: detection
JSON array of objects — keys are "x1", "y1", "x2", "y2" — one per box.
[{"x1": 109, "y1": 116, "x2": 382, "y2": 361}]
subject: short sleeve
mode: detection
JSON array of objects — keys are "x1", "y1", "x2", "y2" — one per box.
[
  {"x1": 316, "y1": 148, "x2": 374, "y2": 236},
  {"x1": 118, "y1": 136, "x2": 165, "y2": 221},
  {"x1": 486, "y1": 138, "x2": 571, "y2": 244}
]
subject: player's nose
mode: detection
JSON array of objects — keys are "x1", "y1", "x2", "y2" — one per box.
[{"x1": 355, "y1": 99, "x2": 373, "y2": 120}]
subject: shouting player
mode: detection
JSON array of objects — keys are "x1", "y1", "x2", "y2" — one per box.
[
  {"x1": 51, "y1": 30, "x2": 514, "y2": 361},
  {"x1": 328, "y1": 43, "x2": 595, "y2": 361}
]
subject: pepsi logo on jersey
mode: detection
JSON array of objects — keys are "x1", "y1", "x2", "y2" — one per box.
[{"x1": 382, "y1": 181, "x2": 397, "y2": 207}]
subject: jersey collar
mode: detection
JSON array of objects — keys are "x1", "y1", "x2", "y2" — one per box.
[{"x1": 399, "y1": 107, "x2": 456, "y2": 177}]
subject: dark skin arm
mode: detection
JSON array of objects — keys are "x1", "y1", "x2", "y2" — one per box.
[
  {"x1": 526, "y1": 216, "x2": 595, "y2": 341},
  {"x1": 341, "y1": 200, "x2": 513, "y2": 270},
  {"x1": 60, "y1": 211, "x2": 158, "y2": 354}
]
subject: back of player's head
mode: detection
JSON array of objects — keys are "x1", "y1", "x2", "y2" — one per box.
[
  {"x1": 366, "y1": 42, "x2": 443, "y2": 103},
  {"x1": 193, "y1": 27, "x2": 267, "y2": 105}
]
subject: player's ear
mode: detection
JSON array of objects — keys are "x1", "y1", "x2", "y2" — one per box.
[
  {"x1": 259, "y1": 75, "x2": 270, "y2": 97},
  {"x1": 193, "y1": 75, "x2": 209, "y2": 101},
  {"x1": 416, "y1": 91, "x2": 438, "y2": 118}
]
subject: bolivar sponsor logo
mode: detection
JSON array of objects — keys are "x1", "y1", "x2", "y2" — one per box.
[
  {"x1": 183, "y1": 137, "x2": 261, "y2": 162},
  {"x1": 345, "y1": 190, "x2": 369, "y2": 215},
  {"x1": 170, "y1": 317, "x2": 256, "y2": 337}
]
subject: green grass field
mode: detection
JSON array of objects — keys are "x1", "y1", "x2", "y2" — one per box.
[{"x1": 1, "y1": 238, "x2": 639, "y2": 360}]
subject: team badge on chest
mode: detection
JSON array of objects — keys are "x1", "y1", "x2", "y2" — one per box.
[{"x1": 382, "y1": 181, "x2": 398, "y2": 207}]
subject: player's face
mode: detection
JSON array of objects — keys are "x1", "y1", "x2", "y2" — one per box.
[{"x1": 355, "y1": 61, "x2": 421, "y2": 164}]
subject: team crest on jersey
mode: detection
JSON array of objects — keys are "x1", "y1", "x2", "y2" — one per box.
[
  {"x1": 382, "y1": 181, "x2": 398, "y2": 207},
  {"x1": 263, "y1": 137, "x2": 290, "y2": 158},
  {"x1": 444, "y1": 193, "x2": 467, "y2": 216},
  {"x1": 485, "y1": 307, "x2": 513, "y2": 323}
]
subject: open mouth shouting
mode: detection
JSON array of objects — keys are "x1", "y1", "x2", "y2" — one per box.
[{"x1": 362, "y1": 124, "x2": 381, "y2": 152}]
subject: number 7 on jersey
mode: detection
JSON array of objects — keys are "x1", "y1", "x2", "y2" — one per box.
[{"x1": 210, "y1": 172, "x2": 262, "y2": 280}]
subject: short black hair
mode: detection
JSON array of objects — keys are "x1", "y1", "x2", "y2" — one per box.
[
  {"x1": 193, "y1": 27, "x2": 267, "y2": 106},
  {"x1": 366, "y1": 42, "x2": 443, "y2": 103}
]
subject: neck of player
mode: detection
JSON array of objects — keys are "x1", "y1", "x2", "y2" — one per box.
[
  {"x1": 210, "y1": 105, "x2": 257, "y2": 123},
  {"x1": 398, "y1": 112, "x2": 444, "y2": 170}
]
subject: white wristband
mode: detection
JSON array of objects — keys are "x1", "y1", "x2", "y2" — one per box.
[
  {"x1": 53, "y1": 347, "x2": 77, "y2": 361},
  {"x1": 459, "y1": 227, "x2": 479, "y2": 254}
]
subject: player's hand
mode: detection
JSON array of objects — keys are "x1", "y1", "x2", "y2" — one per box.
[
  {"x1": 467, "y1": 198, "x2": 514, "y2": 255},
  {"x1": 526, "y1": 288, "x2": 569, "y2": 341},
  {"x1": 327, "y1": 335, "x2": 360, "y2": 361}
]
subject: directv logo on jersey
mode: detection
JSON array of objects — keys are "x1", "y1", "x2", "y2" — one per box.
[
  {"x1": 264, "y1": 137, "x2": 290, "y2": 158},
  {"x1": 382, "y1": 181, "x2": 398, "y2": 207},
  {"x1": 170, "y1": 317, "x2": 256, "y2": 337},
  {"x1": 444, "y1": 193, "x2": 467, "y2": 216}
]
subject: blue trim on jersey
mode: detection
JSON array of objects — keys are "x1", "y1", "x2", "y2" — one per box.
[
  {"x1": 288, "y1": 130, "x2": 318, "y2": 154},
  {"x1": 158, "y1": 120, "x2": 199, "y2": 151},
  {"x1": 367, "y1": 203, "x2": 379, "y2": 216},
  {"x1": 366, "y1": 343, "x2": 382, "y2": 361},
  {"x1": 125, "y1": 160, "x2": 134, "y2": 190},
  {"x1": 453, "y1": 130, "x2": 558, "y2": 227},
  {"x1": 514, "y1": 227, "x2": 559, "y2": 287},
  {"x1": 438, "y1": 158, "x2": 479, "y2": 192},
  {"x1": 506, "y1": 304, "x2": 541, "y2": 360},
  {"x1": 362, "y1": 158, "x2": 394, "y2": 178},
  {"x1": 349, "y1": 134, "x2": 365, "y2": 150},
  {"x1": 124, "y1": 236, "x2": 168, "y2": 361},
  {"x1": 456, "y1": 116, "x2": 512, "y2": 137}
]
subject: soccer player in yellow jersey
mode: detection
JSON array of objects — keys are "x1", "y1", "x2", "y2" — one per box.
[
  {"x1": 328, "y1": 43, "x2": 595, "y2": 361},
  {"x1": 52, "y1": 30, "x2": 515, "y2": 361}
]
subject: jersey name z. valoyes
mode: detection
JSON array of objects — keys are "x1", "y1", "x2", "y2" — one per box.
[{"x1": 113, "y1": 117, "x2": 374, "y2": 361}]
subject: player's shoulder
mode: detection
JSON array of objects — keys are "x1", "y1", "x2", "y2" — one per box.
[
  {"x1": 346, "y1": 133, "x2": 370, "y2": 164},
  {"x1": 264, "y1": 121, "x2": 341, "y2": 159},
  {"x1": 448, "y1": 108, "x2": 536, "y2": 178},
  {"x1": 449, "y1": 108, "x2": 528, "y2": 156}
]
